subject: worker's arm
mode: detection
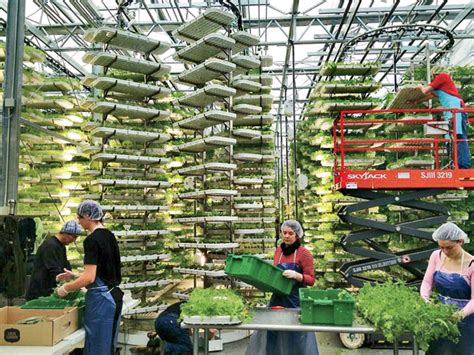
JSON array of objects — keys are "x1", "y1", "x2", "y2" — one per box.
[{"x1": 57, "y1": 264, "x2": 96, "y2": 297}]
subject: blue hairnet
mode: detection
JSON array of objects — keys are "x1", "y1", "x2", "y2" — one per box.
[
  {"x1": 432, "y1": 222, "x2": 469, "y2": 243},
  {"x1": 281, "y1": 220, "x2": 304, "y2": 238},
  {"x1": 77, "y1": 200, "x2": 103, "y2": 221},
  {"x1": 59, "y1": 220, "x2": 82, "y2": 236}
]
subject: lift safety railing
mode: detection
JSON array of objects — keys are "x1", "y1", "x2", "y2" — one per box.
[{"x1": 331, "y1": 108, "x2": 474, "y2": 287}]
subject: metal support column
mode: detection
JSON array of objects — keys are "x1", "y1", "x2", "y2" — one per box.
[{"x1": 1, "y1": 0, "x2": 26, "y2": 214}]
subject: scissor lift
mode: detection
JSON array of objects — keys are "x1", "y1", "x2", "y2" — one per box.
[{"x1": 333, "y1": 108, "x2": 474, "y2": 287}]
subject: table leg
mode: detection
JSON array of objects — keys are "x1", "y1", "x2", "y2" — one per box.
[
  {"x1": 393, "y1": 338, "x2": 399, "y2": 355},
  {"x1": 412, "y1": 336, "x2": 419, "y2": 355},
  {"x1": 193, "y1": 328, "x2": 199, "y2": 355},
  {"x1": 203, "y1": 329, "x2": 209, "y2": 355}
]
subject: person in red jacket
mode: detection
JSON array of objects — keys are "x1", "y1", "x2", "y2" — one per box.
[
  {"x1": 246, "y1": 220, "x2": 319, "y2": 355},
  {"x1": 419, "y1": 69, "x2": 470, "y2": 169}
]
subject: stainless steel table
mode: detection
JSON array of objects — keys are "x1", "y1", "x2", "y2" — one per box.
[{"x1": 182, "y1": 308, "x2": 420, "y2": 355}]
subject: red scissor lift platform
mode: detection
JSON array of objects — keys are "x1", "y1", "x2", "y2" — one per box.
[{"x1": 333, "y1": 108, "x2": 474, "y2": 287}]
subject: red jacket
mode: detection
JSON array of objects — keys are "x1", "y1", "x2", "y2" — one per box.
[{"x1": 273, "y1": 245, "x2": 315, "y2": 286}]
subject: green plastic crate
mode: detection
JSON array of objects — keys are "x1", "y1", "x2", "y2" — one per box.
[
  {"x1": 299, "y1": 288, "x2": 355, "y2": 326},
  {"x1": 225, "y1": 254, "x2": 295, "y2": 295}
]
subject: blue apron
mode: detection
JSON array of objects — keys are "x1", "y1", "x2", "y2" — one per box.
[
  {"x1": 245, "y1": 250, "x2": 319, "y2": 355},
  {"x1": 84, "y1": 277, "x2": 122, "y2": 355},
  {"x1": 426, "y1": 252, "x2": 474, "y2": 355},
  {"x1": 434, "y1": 89, "x2": 470, "y2": 169}
]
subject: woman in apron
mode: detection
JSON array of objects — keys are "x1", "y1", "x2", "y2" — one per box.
[
  {"x1": 420, "y1": 222, "x2": 474, "y2": 354},
  {"x1": 57, "y1": 200, "x2": 123, "y2": 355},
  {"x1": 246, "y1": 220, "x2": 319, "y2": 355}
]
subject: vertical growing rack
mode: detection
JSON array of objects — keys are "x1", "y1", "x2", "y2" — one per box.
[{"x1": 80, "y1": 27, "x2": 176, "y2": 315}]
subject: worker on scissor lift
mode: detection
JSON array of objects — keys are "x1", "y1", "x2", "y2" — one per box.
[{"x1": 417, "y1": 67, "x2": 471, "y2": 169}]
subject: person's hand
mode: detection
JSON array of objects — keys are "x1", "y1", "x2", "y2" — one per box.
[
  {"x1": 282, "y1": 270, "x2": 301, "y2": 280},
  {"x1": 449, "y1": 310, "x2": 465, "y2": 322},
  {"x1": 56, "y1": 285, "x2": 70, "y2": 298},
  {"x1": 56, "y1": 268, "x2": 78, "y2": 282}
]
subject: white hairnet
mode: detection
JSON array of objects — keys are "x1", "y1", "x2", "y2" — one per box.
[
  {"x1": 77, "y1": 200, "x2": 103, "y2": 221},
  {"x1": 281, "y1": 220, "x2": 304, "y2": 238},
  {"x1": 432, "y1": 222, "x2": 469, "y2": 243}
]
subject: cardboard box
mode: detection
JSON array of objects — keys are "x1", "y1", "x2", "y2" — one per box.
[{"x1": 0, "y1": 307, "x2": 79, "y2": 346}]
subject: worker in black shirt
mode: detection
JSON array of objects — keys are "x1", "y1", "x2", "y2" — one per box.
[
  {"x1": 26, "y1": 220, "x2": 82, "y2": 300},
  {"x1": 57, "y1": 200, "x2": 123, "y2": 355}
]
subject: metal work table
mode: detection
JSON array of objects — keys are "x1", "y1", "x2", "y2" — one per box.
[{"x1": 182, "y1": 307, "x2": 420, "y2": 355}]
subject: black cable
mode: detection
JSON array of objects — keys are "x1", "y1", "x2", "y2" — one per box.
[{"x1": 217, "y1": 0, "x2": 243, "y2": 30}]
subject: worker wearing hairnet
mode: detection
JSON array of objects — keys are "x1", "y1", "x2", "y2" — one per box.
[
  {"x1": 246, "y1": 220, "x2": 319, "y2": 355},
  {"x1": 420, "y1": 222, "x2": 474, "y2": 354},
  {"x1": 56, "y1": 200, "x2": 123, "y2": 355},
  {"x1": 26, "y1": 220, "x2": 82, "y2": 300}
]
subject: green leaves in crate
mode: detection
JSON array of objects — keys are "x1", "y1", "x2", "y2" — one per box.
[
  {"x1": 181, "y1": 288, "x2": 250, "y2": 321},
  {"x1": 357, "y1": 281, "x2": 460, "y2": 351}
]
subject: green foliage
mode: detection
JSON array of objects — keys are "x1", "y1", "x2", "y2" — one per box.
[
  {"x1": 357, "y1": 281, "x2": 460, "y2": 351},
  {"x1": 181, "y1": 288, "x2": 251, "y2": 321}
]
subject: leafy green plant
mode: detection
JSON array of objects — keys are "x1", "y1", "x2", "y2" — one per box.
[{"x1": 357, "y1": 281, "x2": 460, "y2": 351}]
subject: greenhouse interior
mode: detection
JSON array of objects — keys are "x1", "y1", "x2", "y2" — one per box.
[{"x1": 1, "y1": 0, "x2": 474, "y2": 354}]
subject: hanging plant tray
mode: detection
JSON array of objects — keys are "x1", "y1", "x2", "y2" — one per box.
[
  {"x1": 234, "y1": 228, "x2": 265, "y2": 235},
  {"x1": 102, "y1": 205, "x2": 169, "y2": 212},
  {"x1": 234, "y1": 95, "x2": 273, "y2": 109},
  {"x1": 24, "y1": 98, "x2": 75, "y2": 110},
  {"x1": 121, "y1": 254, "x2": 170, "y2": 262},
  {"x1": 84, "y1": 76, "x2": 171, "y2": 99},
  {"x1": 234, "y1": 74, "x2": 273, "y2": 86},
  {"x1": 177, "y1": 136, "x2": 236, "y2": 153},
  {"x1": 233, "y1": 178, "x2": 264, "y2": 185},
  {"x1": 172, "y1": 8, "x2": 236, "y2": 42},
  {"x1": 234, "y1": 203, "x2": 264, "y2": 210},
  {"x1": 315, "y1": 82, "x2": 381, "y2": 94},
  {"x1": 82, "y1": 52, "x2": 170, "y2": 79},
  {"x1": 231, "y1": 79, "x2": 262, "y2": 92},
  {"x1": 175, "y1": 84, "x2": 236, "y2": 108},
  {"x1": 320, "y1": 63, "x2": 380, "y2": 76},
  {"x1": 25, "y1": 81, "x2": 79, "y2": 92},
  {"x1": 177, "y1": 162, "x2": 236, "y2": 176},
  {"x1": 83, "y1": 26, "x2": 171, "y2": 55},
  {"x1": 175, "y1": 110, "x2": 235, "y2": 130},
  {"x1": 120, "y1": 279, "x2": 170, "y2": 290},
  {"x1": 89, "y1": 101, "x2": 170, "y2": 121},
  {"x1": 114, "y1": 230, "x2": 170, "y2": 237},
  {"x1": 387, "y1": 85, "x2": 428, "y2": 109},
  {"x1": 176, "y1": 242, "x2": 239, "y2": 249},
  {"x1": 175, "y1": 58, "x2": 236, "y2": 86},
  {"x1": 175, "y1": 216, "x2": 239, "y2": 224},
  {"x1": 233, "y1": 114, "x2": 273, "y2": 126},
  {"x1": 224, "y1": 31, "x2": 259, "y2": 56},
  {"x1": 91, "y1": 127, "x2": 171, "y2": 143},
  {"x1": 232, "y1": 104, "x2": 262, "y2": 115},
  {"x1": 231, "y1": 55, "x2": 261, "y2": 71},
  {"x1": 92, "y1": 179, "x2": 170, "y2": 188},
  {"x1": 178, "y1": 189, "x2": 238, "y2": 200},
  {"x1": 233, "y1": 153, "x2": 274, "y2": 162},
  {"x1": 173, "y1": 267, "x2": 226, "y2": 277},
  {"x1": 91, "y1": 153, "x2": 169, "y2": 165},
  {"x1": 173, "y1": 33, "x2": 235, "y2": 64}
]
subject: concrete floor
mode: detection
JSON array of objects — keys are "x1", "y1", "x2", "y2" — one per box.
[{"x1": 214, "y1": 332, "x2": 423, "y2": 355}]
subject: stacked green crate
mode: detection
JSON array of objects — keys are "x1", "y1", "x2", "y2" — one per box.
[
  {"x1": 298, "y1": 62, "x2": 382, "y2": 288},
  {"x1": 79, "y1": 26, "x2": 177, "y2": 314}
]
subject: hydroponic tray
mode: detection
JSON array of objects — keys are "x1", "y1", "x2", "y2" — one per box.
[
  {"x1": 233, "y1": 114, "x2": 274, "y2": 126},
  {"x1": 236, "y1": 217, "x2": 274, "y2": 223},
  {"x1": 173, "y1": 33, "x2": 235, "y2": 64},
  {"x1": 82, "y1": 52, "x2": 170, "y2": 79},
  {"x1": 177, "y1": 162, "x2": 236, "y2": 176},
  {"x1": 91, "y1": 153, "x2": 169, "y2": 165},
  {"x1": 173, "y1": 267, "x2": 226, "y2": 277},
  {"x1": 311, "y1": 101, "x2": 379, "y2": 113},
  {"x1": 319, "y1": 63, "x2": 381, "y2": 76},
  {"x1": 121, "y1": 254, "x2": 170, "y2": 262},
  {"x1": 25, "y1": 81, "x2": 79, "y2": 92},
  {"x1": 24, "y1": 98, "x2": 75, "y2": 110},
  {"x1": 232, "y1": 104, "x2": 262, "y2": 115},
  {"x1": 233, "y1": 178, "x2": 264, "y2": 185},
  {"x1": 91, "y1": 127, "x2": 171, "y2": 143},
  {"x1": 235, "y1": 237, "x2": 274, "y2": 243},
  {"x1": 177, "y1": 242, "x2": 239, "y2": 249},
  {"x1": 85, "y1": 76, "x2": 171, "y2": 99},
  {"x1": 89, "y1": 101, "x2": 170, "y2": 121},
  {"x1": 234, "y1": 95, "x2": 273, "y2": 109},
  {"x1": 315, "y1": 82, "x2": 381, "y2": 94},
  {"x1": 114, "y1": 230, "x2": 170, "y2": 237},
  {"x1": 91, "y1": 179, "x2": 170, "y2": 188},
  {"x1": 172, "y1": 8, "x2": 236, "y2": 42},
  {"x1": 235, "y1": 196, "x2": 275, "y2": 202},
  {"x1": 124, "y1": 304, "x2": 169, "y2": 315},
  {"x1": 175, "y1": 84, "x2": 236, "y2": 108},
  {"x1": 83, "y1": 26, "x2": 171, "y2": 55},
  {"x1": 177, "y1": 136, "x2": 236, "y2": 153},
  {"x1": 233, "y1": 153, "x2": 274, "y2": 162},
  {"x1": 233, "y1": 74, "x2": 273, "y2": 86},
  {"x1": 175, "y1": 216, "x2": 239, "y2": 224},
  {"x1": 385, "y1": 115, "x2": 430, "y2": 133},
  {"x1": 231, "y1": 79, "x2": 262, "y2": 92},
  {"x1": 178, "y1": 189, "x2": 238, "y2": 199},
  {"x1": 175, "y1": 110, "x2": 236, "y2": 130},
  {"x1": 232, "y1": 128, "x2": 262, "y2": 139},
  {"x1": 231, "y1": 55, "x2": 261, "y2": 71},
  {"x1": 102, "y1": 205, "x2": 169, "y2": 212},
  {"x1": 235, "y1": 134, "x2": 273, "y2": 144},
  {"x1": 120, "y1": 279, "x2": 171, "y2": 290},
  {"x1": 219, "y1": 31, "x2": 259, "y2": 56},
  {"x1": 387, "y1": 85, "x2": 428, "y2": 109},
  {"x1": 183, "y1": 316, "x2": 241, "y2": 325},
  {"x1": 234, "y1": 203, "x2": 264, "y2": 210},
  {"x1": 174, "y1": 58, "x2": 236, "y2": 86}
]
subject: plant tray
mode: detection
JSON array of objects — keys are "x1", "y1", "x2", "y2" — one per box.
[
  {"x1": 102, "y1": 205, "x2": 168, "y2": 212},
  {"x1": 177, "y1": 136, "x2": 236, "y2": 153},
  {"x1": 183, "y1": 316, "x2": 241, "y2": 325},
  {"x1": 173, "y1": 33, "x2": 235, "y2": 64},
  {"x1": 82, "y1": 52, "x2": 170, "y2": 79},
  {"x1": 233, "y1": 114, "x2": 274, "y2": 126},
  {"x1": 233, "y1": 74, "x2": 273, "y2": 86},
  {"x1": 89, "y1": 101, "x2": 170, "y2": 121},
  {"x1": 175, "y1": 216, "x2": 238, "y2": 224},
  {"x1": 175, "y1": 58, "x2": 236, "y2": 86},
  {"x1": 234, "y1": 95, "x2": 273, "y2": 110},
  {"x1": 386, "y1": 85, "x2": 427, "y2": 109},
  {"x1": 83, "y1": 26, "x2": 171, "y2": 55},
  {"x1": 85, "y1": 76, "x2": 171, "y2": 99},
  {"x1": 91, "y1": 153, "x2": 169, "y2": 165},
  {"x1": 234, "y1": 203, "x2": 264, "y2": 210},
  {"x1": 113, "y1": 230, "x2": 170, "y2": 237},
  {"x1": 175, "y1": 84, "x2": 236, "y2": 108},
  {"x1": 25, "y1": 81, "x2": 79, "y2": 92},
  {"x1": 231, "y1": 79, "x2": 262, "y2": 93},
  {"x1": 231, "y1": 55, "x2": 261, "y2": 72},
  {"x1": 172, "y1": 8, "x2": 236, "y2": 42},
  {"x1": 233, "y1": 153, "x2": 274, "y2": 162},
  {"x1": 232, "y1": 104, "x2": 262, "y2": 115},
  {"x1": 225, "y1": 254, "x2": 295, "y2": 295},
  {"x1": 233, "y1": 178, "x2": 264, "y2": 185},
  {"x1": 234, "y1": 228, "x2": 265, "y2": 235},
  {"x1": 178, "y1": 189, "x2": 238, "y2": 199},
  {"x1": 173, "y1": 267, "x2": 226, "y2": 277},
  {"x1": 218, "y1": 31, "x2": 259, "y2": 57},
  {"x1": 315, "y1": 82, "x2": 381, "y2": 94},
  {"x1": 121, "y1": 254, "x2": 170, "y2": 262},
  {"x1": 232, "y1": 128, "x2": 262, "y2": 139},
  {"x1": 299, "y1": 288, "x2": 355, "y2": 325},
  {"x1": 177, "y1": 242, "x2": 239, "y2": 249},
  {"x1": 175, "y1": 110, "x2": 236, "y2": 130},
  {"x1": 177, "y1": 162, "x2": 236, "y2": 176},
  {"x1": 91, "y1": 179, "x2": 170, "y2": 188},
  {"x1": 91, "y1": 127, "x2": 171, "y2": 143},
  {"x1": 320, "y1": 63, "x2": 380, "y2": 76},
  {"x1": 24, "y1": 98, "x2": 75, "y2": 110}
]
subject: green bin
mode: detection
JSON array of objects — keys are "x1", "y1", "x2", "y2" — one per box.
[
  {"x1": 299, "y1": 288, "x2": 355, "y2": 326},
  {"x1": 225, "y1": 254, "x2": 295, "y2": 295}
]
